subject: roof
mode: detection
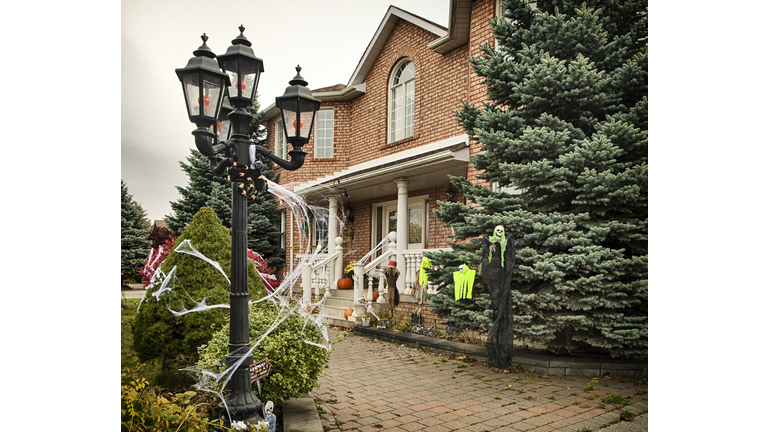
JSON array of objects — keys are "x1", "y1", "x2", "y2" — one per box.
[
  {"x1": 263, "y1": 1, "x2": 473, "y2": 121},
  {"x1": 291, "y1": 134, "x2": 470, "y2": 203}
]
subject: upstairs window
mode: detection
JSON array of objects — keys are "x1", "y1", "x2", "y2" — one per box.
[
  {"x1": 389, "y1": 60, "x2": 415, "y2": 143},
  {"x1": 275, "y1": 119, "x2": 287, "y2": 159},
  {"x1": 315, "y1": 108, "x2": 334, "y2": 158}
]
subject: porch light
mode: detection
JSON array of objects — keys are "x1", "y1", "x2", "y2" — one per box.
[
  {"x1": 175, "y1": 34, "x2": 229, "y2": 129},
  {"x1": 216, "y1": 25, "x2": 264, "y2": 108},
  {"x1": 446, "y1": 186, "x2": 457, "y2": 202},
  {"x1": 275, "y1": 65, "x2": 321, "y2": 148}
]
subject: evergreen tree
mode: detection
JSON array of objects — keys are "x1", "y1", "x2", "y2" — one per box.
[
  {"x1": 121, "y1": 180, "x2": 151, "y2": 284},
  {"x1": 132, "y1": 207, "x2": 268, "y2": 363},
  {"x1": 165, "y1": 97, "x2": 285, "y2": 268},
  {"x1": 428, "y1": 0, "x2": 647, "y2": 358}
]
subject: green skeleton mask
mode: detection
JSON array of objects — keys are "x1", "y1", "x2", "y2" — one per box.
[{"x1": 489, "y1": 225, "x2": 508, "y2": 267}]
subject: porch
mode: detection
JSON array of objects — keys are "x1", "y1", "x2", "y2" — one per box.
[{"x1": 298, "y1": 232, "x2": 448, "y2": 328}]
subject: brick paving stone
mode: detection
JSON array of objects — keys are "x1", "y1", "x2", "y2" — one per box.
[
  {"x1": 522, "y1": 416, "x2": 551, "y2": 427},
  {"x1": 417, "y1": 415, "x2": 445, "y2": 427},
  {"x1": 399, "y1": 422, "x2": 425, "y2": 432},
  {"x1": 312, "y1": 329, "x2": 647, "y2": 432},
  {"x1": 428, "y1": 405, "x2": 452, "y2": 415},
  {"x1": 529, "y1": 425, "x2": 557, "y2": 432},
  {"x1": 509, "y1": 421, "x2": 536, "y2": 431},
  {"x1": 375, "y1": 411, "x2": 398, "y2": 422}
]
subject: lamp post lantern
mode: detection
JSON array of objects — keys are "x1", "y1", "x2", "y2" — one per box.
[{"x1": 176, "y1": 27, "x2": 319, "y2": 428}]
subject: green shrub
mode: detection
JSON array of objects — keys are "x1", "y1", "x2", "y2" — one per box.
[
  {"x1": 121, "y1": 370, "x2": 217, "y2": 431},
  {"x1": 132, "y1": 207, "x2": 267, "y2": 364},
  {"x1": 198, "y1": 304, "x2": 330, "y2": 403}
]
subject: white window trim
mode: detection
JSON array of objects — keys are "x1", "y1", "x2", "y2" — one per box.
[
  {"x1": 314, "y1": 107, "x2": 334, "y2": 159},
  {"x1": 275, "y1": 119, "x2": 286, "y2": 159},
  {"x1": 492, "y1": 181, "x2": 524, "y2": 195},
  {"x1": 388, "y1": 59, "x2": 415, "y2": 143}
]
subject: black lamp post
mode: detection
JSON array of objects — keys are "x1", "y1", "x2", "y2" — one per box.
[{"x1": 176, "y1": 27, "x2": 320, "y2": 428}]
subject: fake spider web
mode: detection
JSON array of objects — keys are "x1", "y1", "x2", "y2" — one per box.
[{"x1": 138, "y1": 179, "x2": 348, "y2": 424}]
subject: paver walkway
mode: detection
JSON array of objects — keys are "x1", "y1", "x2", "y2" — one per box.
[{"x1": 311, "y1": 328, "x2": 648, "y2": 432}]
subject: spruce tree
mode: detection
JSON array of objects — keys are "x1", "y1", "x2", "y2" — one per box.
[
  {"x1": 133, "y1": 207, "x2": 268, "y2": 363},
  {"x1": 428, "y1": 0, "x2": 647, "y2": 358},
  {"x1": 121, "y1": 180, "x2": 151, "y2": 284},
  {"x1": 165, "y1": 97, "x2": 285, "y2": 268}
]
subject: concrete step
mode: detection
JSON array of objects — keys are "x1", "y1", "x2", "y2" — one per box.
[{"x1": 283, "y1": 395, "x2": 323, "y2": 432}]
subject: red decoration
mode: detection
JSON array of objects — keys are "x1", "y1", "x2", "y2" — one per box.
[
  {"x1": 140, "y1": 235, "x2": 176, "y2": 288},
  {"x1": 198, "y1": 95, "x2": 210, "y2": 111},
  {"x1": 237, "y1": 80, "x2": 246, "y2": 93}
]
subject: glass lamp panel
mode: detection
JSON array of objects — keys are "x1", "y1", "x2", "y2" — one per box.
[
  {"x1": 224, "y1": 70, "x2": 239, "y2": 98},
  {"x1": 202, "y1": 73, "x2": 224, "y2": 118},
  {"x1": 282, "y1": 108, "x2": 297, "y2": 138},
  {"x1": 242, "y1": 72, "x2": 257, "y2": 101},
  {"x1": 218, "y1": 119, "x2": 232, "y2": 141},
  {"x1": 298, "y1": 110, "x2": 314, "y2": 139},
  {"x1": 183, "y1": 74, "x2": 201, "y2": 116},
  {"x1": 220, "y1": 58, "x2": 240, "y2": 98}
]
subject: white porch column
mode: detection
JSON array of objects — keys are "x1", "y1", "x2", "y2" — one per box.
[
  {"x1": 328, "y1": 196, "x2": 339, "y2": 288},
  {"x1": 333, "y1": 236, "x2": 344, "y2": 290},
  {"x1": 395, "y1": 179, "x2": 409, "y2": 293},
  {"x1": 352, "y1": 262, "x2": 365, "y2": 319}
]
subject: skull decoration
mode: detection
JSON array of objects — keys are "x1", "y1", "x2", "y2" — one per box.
[{"x1": 495, "y1": 225, "x2": 504, "y2": 238}]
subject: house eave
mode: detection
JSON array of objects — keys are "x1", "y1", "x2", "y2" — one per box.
[
  {"x1": 291, "y1": 134, "x2": 470, "y2": 203},
  {"x1": 262, "y1": 83, "x2": 366, "y2": 121}
]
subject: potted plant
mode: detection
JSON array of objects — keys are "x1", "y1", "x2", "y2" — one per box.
[{"x1": 337, "y1": 261, "x2": 355, "y2": 289}]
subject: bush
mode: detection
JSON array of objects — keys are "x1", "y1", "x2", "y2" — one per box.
[
  {"x1": 121, "y1": 370, "x2": 217, "y2": 432},
  {"x1": 132, "y1": 207, "x2": 267, "y2": 364},
  {"x1": 198, "y1": 304, "x2": 330, "y2": 403}
]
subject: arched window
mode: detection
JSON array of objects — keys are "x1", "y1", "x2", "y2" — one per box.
[{"x1": 389, "y1": 60, "x2": 415, "y2": 143}]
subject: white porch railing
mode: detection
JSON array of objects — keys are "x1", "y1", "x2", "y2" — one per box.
[
  {"x1": 353, "y1": 232, "x2": 448, "y2": 313},
  {"x1": 299, "y1": 237, "x2": 345, "y2": 304}
]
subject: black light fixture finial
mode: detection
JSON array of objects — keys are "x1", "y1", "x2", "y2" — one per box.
[{"x1": 290, "y1": 65, "x2": 308, "y2": 87}]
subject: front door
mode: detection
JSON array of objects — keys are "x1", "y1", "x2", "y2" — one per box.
[{"x1": 373, "y1": 196, "x2": 427, "y2": 254}]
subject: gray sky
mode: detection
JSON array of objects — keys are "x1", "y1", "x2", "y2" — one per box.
[{"x1": 122, "y1": 0, "x2": 449, "y2": 223}]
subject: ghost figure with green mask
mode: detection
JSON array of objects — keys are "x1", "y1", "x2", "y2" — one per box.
[
  {"x1": 481, "y1": 225, "x2": 516, "y2": 369},
  {"x1": 453, "y1": 264, "x2": 476, "y2": 300}
]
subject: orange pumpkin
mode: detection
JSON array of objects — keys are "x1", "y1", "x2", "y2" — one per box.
[
  {"x1": 337, "y1": 278, "x2": 353, "y2": 289},
  {"x1": 344, "y1": 308, "x2": 354, "y2": 320}
]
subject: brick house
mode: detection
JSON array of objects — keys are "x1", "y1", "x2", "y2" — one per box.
[{"x1": 261, "y1": 0, "x2": 506, "y2": 326}]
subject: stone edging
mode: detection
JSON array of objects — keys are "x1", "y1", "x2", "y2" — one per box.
[{"x1": 353, "y1": 326, "x2": 647, "y2": 377}]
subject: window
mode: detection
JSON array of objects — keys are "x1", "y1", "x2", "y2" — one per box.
[
  {"x1": 275, "y1": 119, "x2": 286, "y2": 159},
  {"x1": 372, "y1": 196, "x2": 428, "y2": 252},
  {"x1": 315, "y1": 108, "x2": 334, "y2": 158},
  {"x1": 274, "y1": 210, "x2": 286, "y2": 250},
  {"x1": 389, "y1": 60, "x2": 415, "y2": 143},
  {"x1": 315, "y1": 216, "x2": 328, "y2": 252},
  {"x1": 492, "y1": 182, "x2": 524, "y2": 195}
]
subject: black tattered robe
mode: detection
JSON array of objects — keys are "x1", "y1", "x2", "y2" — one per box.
[{"x1": 481, "y1": 233, "x2": 516, "y2": 369}]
